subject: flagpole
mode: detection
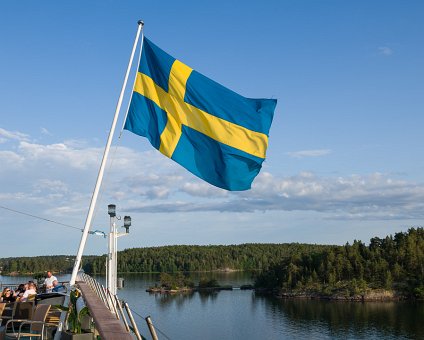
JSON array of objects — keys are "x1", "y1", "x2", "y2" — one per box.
[{"x1": 69, "y1": 20, "x2": 144, "y2": 286}]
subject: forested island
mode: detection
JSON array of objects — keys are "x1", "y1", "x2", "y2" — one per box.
[
  {"x1": 1, "y1": 227, "x2": 423, "y2": 300},
  {"x1": 253, "y1": 228, "x2": 424, "y2": 300}
]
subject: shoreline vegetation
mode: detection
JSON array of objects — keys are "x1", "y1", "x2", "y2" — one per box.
[
  {"x1": 145, "y1": 271, "x2": 415, "y2": 302},
  {"x1": 145, "y1": 273, "x2": 254, "y2": 294},
  {"x1": 1, "y1": 228, "x2": 423, "y2": 301}
]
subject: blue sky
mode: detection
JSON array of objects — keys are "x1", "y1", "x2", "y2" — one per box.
[{"x1": 0, "y1": 1, "x2": 423, "y2": 257}]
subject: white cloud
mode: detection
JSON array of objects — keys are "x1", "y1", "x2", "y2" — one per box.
[
  {"x1": 41, "y1": 127, "x2": 52, "y2": 136},
  {"x1": 0, "y1": 191, "x2": 32, "y2": 201},
  {"x1": 18, "y1": 141, "x2": 102, "y2": 170},
  {"x1": 126, "y1": 171, "x2": 424, "y2": 220},
  {"x1": 1, "y1": 129, "x2": 424, "y2": 230},
  {"x1": 145, "y1": 186, "x2": 171, "y2": 199},
  {"x1": 0, "y1": 127, "x2": 29, "y2": 142},
  {"x1": 33, "y1": 179, "x2": 69, "y2": 194},
  {"x1": 0, "y1": 128, "x2": 29, "y2": 144},
  {"x1": 0, "y1": 150, "x2": 25, "y2": 168},
  {"x1": 119, "y1": 172, "x2": 183, "y2": 200},
  {"x1": 378, "y1": 46, "x2": 393, "y2": 56},
  {"x1": 181, "y1": 182, "x2": 228, "y2": 198},
  {"x1": 286, "y1": 149, "x2": 331, "y2": 158}
]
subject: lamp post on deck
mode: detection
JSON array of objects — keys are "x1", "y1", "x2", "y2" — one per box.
[{"x1": 107, "y1": 204, "x2": 131, "y2": 295}]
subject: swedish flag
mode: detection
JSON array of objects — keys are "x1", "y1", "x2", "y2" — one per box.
[{"x1": 124, "y1": 37, "x2": 277, "y2": 191}]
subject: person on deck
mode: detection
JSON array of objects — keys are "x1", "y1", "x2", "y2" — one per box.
[
  {"x1": 15, "y1": 283, "x2": 29, "y2": 300},
  {"x1": 20, "y1": 282, "x2": 36, "y2": 302},
  {"x1": 13, "y1": 283, "x2": 26, "y2": 298},
  {"x1": 0, "y1": 287, "x2": 16, "y2": 302},
  {"x1": 28, "y1": 280, "x2": 37, "y2": 290},
  {"x1": 52, "y1": 280, "x2": 66, "y2": 293},
  {"x1": 43, "y1": 271, "x2": 57, "y2": 293}
]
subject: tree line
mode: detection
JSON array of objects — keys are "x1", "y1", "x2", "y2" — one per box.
[
  {"x1": 1, "y1": 228, "x2": 422, "y2": 299},
  {"x1": 253, "y1": 227, "x2": 424, "y2": 298},
  {"x1": 0, "y1": 244, "x2": 326, "y2": 275},
  {"x1": 0, "y1": 255, "x2": 75, "y2": 274}
]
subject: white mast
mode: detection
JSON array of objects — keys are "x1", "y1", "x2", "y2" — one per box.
[{"x1": 69, "y1": 20, "x2": 144, "y2": 286}]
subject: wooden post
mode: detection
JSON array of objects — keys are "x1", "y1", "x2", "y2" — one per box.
[
  {"x1": 93, "y1": 280, "x2": 103, "y2": 303},
  {"x1": 146, "y1": 316, "x2": 159, "y2": 340},
  {"x1": 124, "y1": 302, "x2": 142, "y2": 340},
  {"x1": 115, "y1": 295, "x2": 130, "y2": 332},
  {"x1": 94, "y1": 280, "x2": 104, "y2": 303},
  {"x1": 101, "y1": 285, "x2": 112, "y2": 311},
  {"x1": 107, "y1": 289, "x2": 119, "y2": 318}
]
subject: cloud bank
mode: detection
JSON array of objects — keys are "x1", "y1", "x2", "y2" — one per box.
[
  {"x1": 1, "y1": 128, "x2": 423, "y2": 224},
  {"x1": 127, "y1": 172, "x2": 424, "y2": 220}
]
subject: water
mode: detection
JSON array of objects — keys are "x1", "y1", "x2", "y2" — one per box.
[{"x1": 1, "y1": 273, "x2": 423, "y2": 339}]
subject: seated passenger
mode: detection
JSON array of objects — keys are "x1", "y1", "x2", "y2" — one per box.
[
  {"x1": 52, "y1": 280, "x2": 66, "y2": 293},
  {"x1": 28, "y1": 280, "x2": 38, "y2": 293},
  {"x1": 20, "y1": 282, "x2": 37, "y2": 302},
  {"x1": 14, "y1": 284, "x2": 26, "y2": 298},
  {"x1": 0, "y1": 287, "x2": 16, "y2": 302}
]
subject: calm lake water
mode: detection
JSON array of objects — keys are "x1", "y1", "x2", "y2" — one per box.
[{"x1": 1, "y1": 272, "x2": 423, "y2": 339}]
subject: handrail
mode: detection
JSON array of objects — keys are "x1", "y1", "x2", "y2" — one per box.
[
  {"x1": 76, "y1": 280, "x2": 132, "y2": 340},
  {"x1": 115, "y1": 294, "x2": 130, "y2": 332},
  {"x1": 77, "y1": 273, "x2": 153, "y2": 340}
]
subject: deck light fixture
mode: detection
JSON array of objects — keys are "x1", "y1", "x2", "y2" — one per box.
[
  {"x1": 108, "y1": 204, "x2": 116, "y2": 217},
  {"x1": 124, "y1": 216, "x2": 131, "y2": 233}
]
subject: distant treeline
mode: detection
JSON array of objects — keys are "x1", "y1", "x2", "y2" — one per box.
[
  {"x1": 80, "y1": 243, "x2": 330, "y2": 274},
  {"x1": 0, "y1": 255, "x2": 74, "y2": 274},
  {"x1": 254, "y1": 227, "x2": 424, "y2": 299},
  {"x1": 0, "y1": 244, "x2": 328, "y2": 275},
  {"x1": 0, "y1": 255, "x2": 99, "y2": 275},
  {"x1": 1, "y1": 228, "x2": 423, "y2": 299}
]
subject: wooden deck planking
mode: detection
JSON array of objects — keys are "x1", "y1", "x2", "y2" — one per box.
[{"x1": 76, "y1": 281, "x2": 133, "y2": 340}]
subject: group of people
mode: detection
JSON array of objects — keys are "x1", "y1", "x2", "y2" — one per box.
[
  {"x1": 0, "y1": 271, "x2": 65, "y2": 303},
  {"x1": 0, "y1": 281, "x2": 37, "y2": 302}
]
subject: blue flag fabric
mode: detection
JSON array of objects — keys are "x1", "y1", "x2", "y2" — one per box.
[{"x1": 124, "y1": 37, "x2": 277, "y2": 191}]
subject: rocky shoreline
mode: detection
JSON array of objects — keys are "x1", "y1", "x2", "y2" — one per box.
[
  {"x1": 269, "y1": 289, "x2": 408, "y2": 301},
  {"x1": 146, "y1": 286, "x2": 411, "y2": 302},
  {"x1": 146, "y1": 284, "x2": 254, "y2": 294}
]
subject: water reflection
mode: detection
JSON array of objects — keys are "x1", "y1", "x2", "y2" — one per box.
[
  {"x1": 150, "y1": 289, "x2": 220, "y2": 310},
  {"x1": 3, "y1": 274, "x2": 423, "y2": 339},
  {"x1": 255, "y1": 294, "x2": 424, "y2": 339},
  {"x1": 200, "y1": 291, "x2": 221, "y2": 307},
  {"x1": 115, "y1": 273, "x2": 424, "y2": 339},
  {"x1": 152, "y1": 291, "x2": 195, "y2": 311}
]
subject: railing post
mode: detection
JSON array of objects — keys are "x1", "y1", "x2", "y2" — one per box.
[
  {"x1": 94, "y1": 280, "x2": 104, "y2": 302},
  {"x1": 124, "y1": 302, "x2": 143, "y2": 340},
  {"x1": 107, "y1": 289, "x2": 120, "y2": 319},
  {"x1": 115, "y1": 295, "x2": 130, "y2": 331},
  {"x1": 101, "y1": 285, "x2": 112, "y2": 311},
  {"x1": 87, "y1": 275, "x2": 94, "y2": 290},
  {"x1": 94, "y1": 280, "x2": 103, "y2": 300},
  {"x1": 146, "y1": 316, "x2": 159, "y2": 340}
]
